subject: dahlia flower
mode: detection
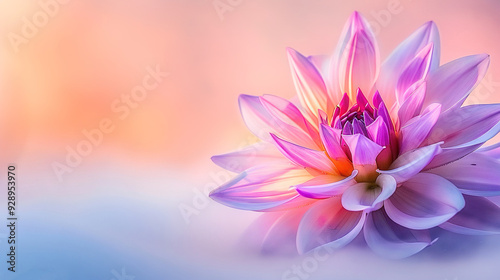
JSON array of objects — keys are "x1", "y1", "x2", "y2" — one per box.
[{"x1": 210, "y1": 11, "x2": 500, "y2": 258}]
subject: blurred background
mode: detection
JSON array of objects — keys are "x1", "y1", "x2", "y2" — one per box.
[{"x1": 0, "y1": 0, "x2": 500, "y2": 279}]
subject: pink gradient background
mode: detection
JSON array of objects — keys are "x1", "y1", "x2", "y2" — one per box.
[{"x1": 1, "y1": 0, "x2": 500, "y2": 279}]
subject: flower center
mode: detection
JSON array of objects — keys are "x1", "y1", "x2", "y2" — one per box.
[{"x1": 330, "y1": 88, "x2": 397, "y2": 175}]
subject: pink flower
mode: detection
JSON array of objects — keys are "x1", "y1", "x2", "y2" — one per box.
[{"x1": 210, "y1": 11, "x2": 500, "y2": 258}]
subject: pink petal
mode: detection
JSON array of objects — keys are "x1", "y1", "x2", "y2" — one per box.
[
  {"x1": 343, "y1": 134, "x2": 385, "y2": 181},
  {"x1": 296, "y1": 196, "x2": 365, "y2": 254},
  {"x1": 295, "y1": 170, "x2": 358, "y2": 199},
  {"x1": 239, "y1": 94, "x2": 280, "y2": 141},
  {"x1": 239, "y1": 94, "x2": 318, "y2": 149},
  {"x1": 385, "y1": 173, "x2": 465, "y2": 230},
  {"x1": 337, "y1": 29, "x2": 379, "y2": 100},
  {"x1": 341, "y1": 174, "x2": 396, "y2": 211},
  {"x1": 396, "y1": 43, "x2": 434, "y2": 104},
  {"x1": 440, "y1": 195, "x2": 500, "y2": 235},
  {"x1": 399, "y1": 103, "x2": 441, "y2": 155},
  {"x1": 364, "y1": 209, "x2": 433, "y2": 259},
  {"x1": 308, "y1": 55, "x2": 330, "y2": 83},
  {"x1": 287, "y1": 48, "x2": 333, "y2": 122},
  {"x1": 378, "y1": 142, "x2": 442, "y2": 183},
  {"x1": 330, "y1": 12, "x2": 378, "y2": 100},
  {"x1": 212, "y1": 142, "x2": 287, "y2": 173},
  {"x1": 210, "y1": 166, "x2": 314, "y2": 211},
  {"x1": 397, "y1": 81, "x2": 426, "y2": 128},
  {"x1": 271, "y1": 134, "x2": 337, "y2": 174},
  {"x1": 319, "y1": 124, "x2": 353, "y2": 176},
  {"x1": 428, "y1": 152, "x2": 500, "y2": 196},
  {"x1": 376, "y1": 21, "x2": 440, "y2": 110},
  {"x1": 422, "y1": 54, "x2": 490, "y2": 113},
  {"x1": 260, "y1": 94, "x2": 321, "y2": 148}
]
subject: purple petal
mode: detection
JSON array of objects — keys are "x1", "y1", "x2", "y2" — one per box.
[
  {"x1": 319, "y1": 124, "x2": 353, "y2": 176},
  {"x1": 399, "y1": 103, "x2": 441, "y2": 155},
  {"x1": 341, "y1": 174, "x2": 396, "y2": 211},
  {"x1": 376, "y1": 21, "x2": 440, "y2": 109},
  {"x1": 397, "y1": 81, "x2": 426, "y2": 128},
  {"x1": 478, "y1": 142, "x2": 500, "y2": 159},
  {"x1": 211, "y1": 142, "x2": 287, "y2": 173},
  {"x1": 352, "y1": 118, "x2": 367, "y2": 136},
  {"x1": 210, "y1": 166, "x2": 314, "y2": 211},
  {"x1": 396, "y1": 43, "x2": 434, "y2": 104},
  {"x1": 364, "y1": 209, "x2": 433, "y2": 259},
  {"x1": 423, "y1": 54, "x2": 490, "y2": 113},
  {"x1": 366, "y1": 116, "x2": 390, "y2": 147},
  {"x1": 287, "y1": 48, "x2": 333, "y2": 121},
  {"x1": 295, "y1": 170, "x2": 358, "y2": 199},
  {"x1": 296, "y1": 196, "x2": 365, "y2": 254},
  {"x1": 271, "y1": 134, "x2": 337, "y2": 174},
  {"x1": 385, "y1": 173, "x2": 465, "y2": 230},
  {"x1": 428, "y1": 152, "x2": 500, "y2": 196},
  {"x1": 424, "y1": 104, "x2": 500, "y2": 169},
  {"x1": 440, "y1": 195, "x2": 500, "y2": 235},
  {"x1": 343, "y1": 134, "x2": 384, "y2": 181},
  {"x1": 378, "y1": 142, "x2": 442, "y2": 183}
]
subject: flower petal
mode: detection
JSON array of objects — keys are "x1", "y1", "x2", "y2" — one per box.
[
  {"x1": 366, "y1": 116, "x2": 392, "y2": 169},
  {"x1": 399, "y1": 103, "x2": 441, "y2": 155},
  {"x1": 343, "y1": 134, "x2": 385, "y2": 181},
  {"x1": 243, "y1": 207, "x2": 310, "y2": 255},
  {"x1": 377, "y1": 21, "x2": 440, "y2": 109},
  {"x1": 337, "y1": 29, "x2": 379, "y2": 100},
  {"x1": 296, "y1": 196, "x2": 365, "y2": 254},
  {"x1": 428, "y1": 152, "x2": 500, "y2": 196},
  {"x1": 271, "y1": 134, "x2": 337, "y2": 174},
  {"x1": 364, "y1": 209, "x2": 433, "y2": 259},
  {"x1": 422, "y1": 54, "x2": 490, "y2": 113},
  {"x1": 478, "y1": 142, "x2": 500, "y2": 159},
  {"x1": 396, "y1": 43, "x2": 434, "y2": 104},
  {"x1": 239, "y1": 94, "x2": 316, "y2": 148},
  {"x1": 440, "y1": 195, "x2": 500, "y2": 235},
  {"x1": 424, "y1": 104, "x2": 500, "y2": 169},
  {"x1": 341, "y1": 174, "x2": 396, "y2": 212},
  {"x1": 211, "y1": 142, "x2": 287, "y2": 173},
  {"x1": 397, "y1": 81, "x2": 426, "y2": 128},
  {"x1": 210, "y1": 166, "x2": 314, "y2": 211},
  {"x1": 319, "y1": 124, "x2": 353, "y2": 176},
  {"x1": 385, "y1": 173, "x2": 465, "y2": 230},
  {"x1": 287, "y1": 48, "x2": 333, "y2": 122},
  {"x1": 378, "y1": 142, "x2": 442, "y2": 183},
  {"x1": 296, "y1": 170, "x2": 358, "y2": 199},
  {"x1": 260, "y1": 94, "x2": 321, "y2": 148}
]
